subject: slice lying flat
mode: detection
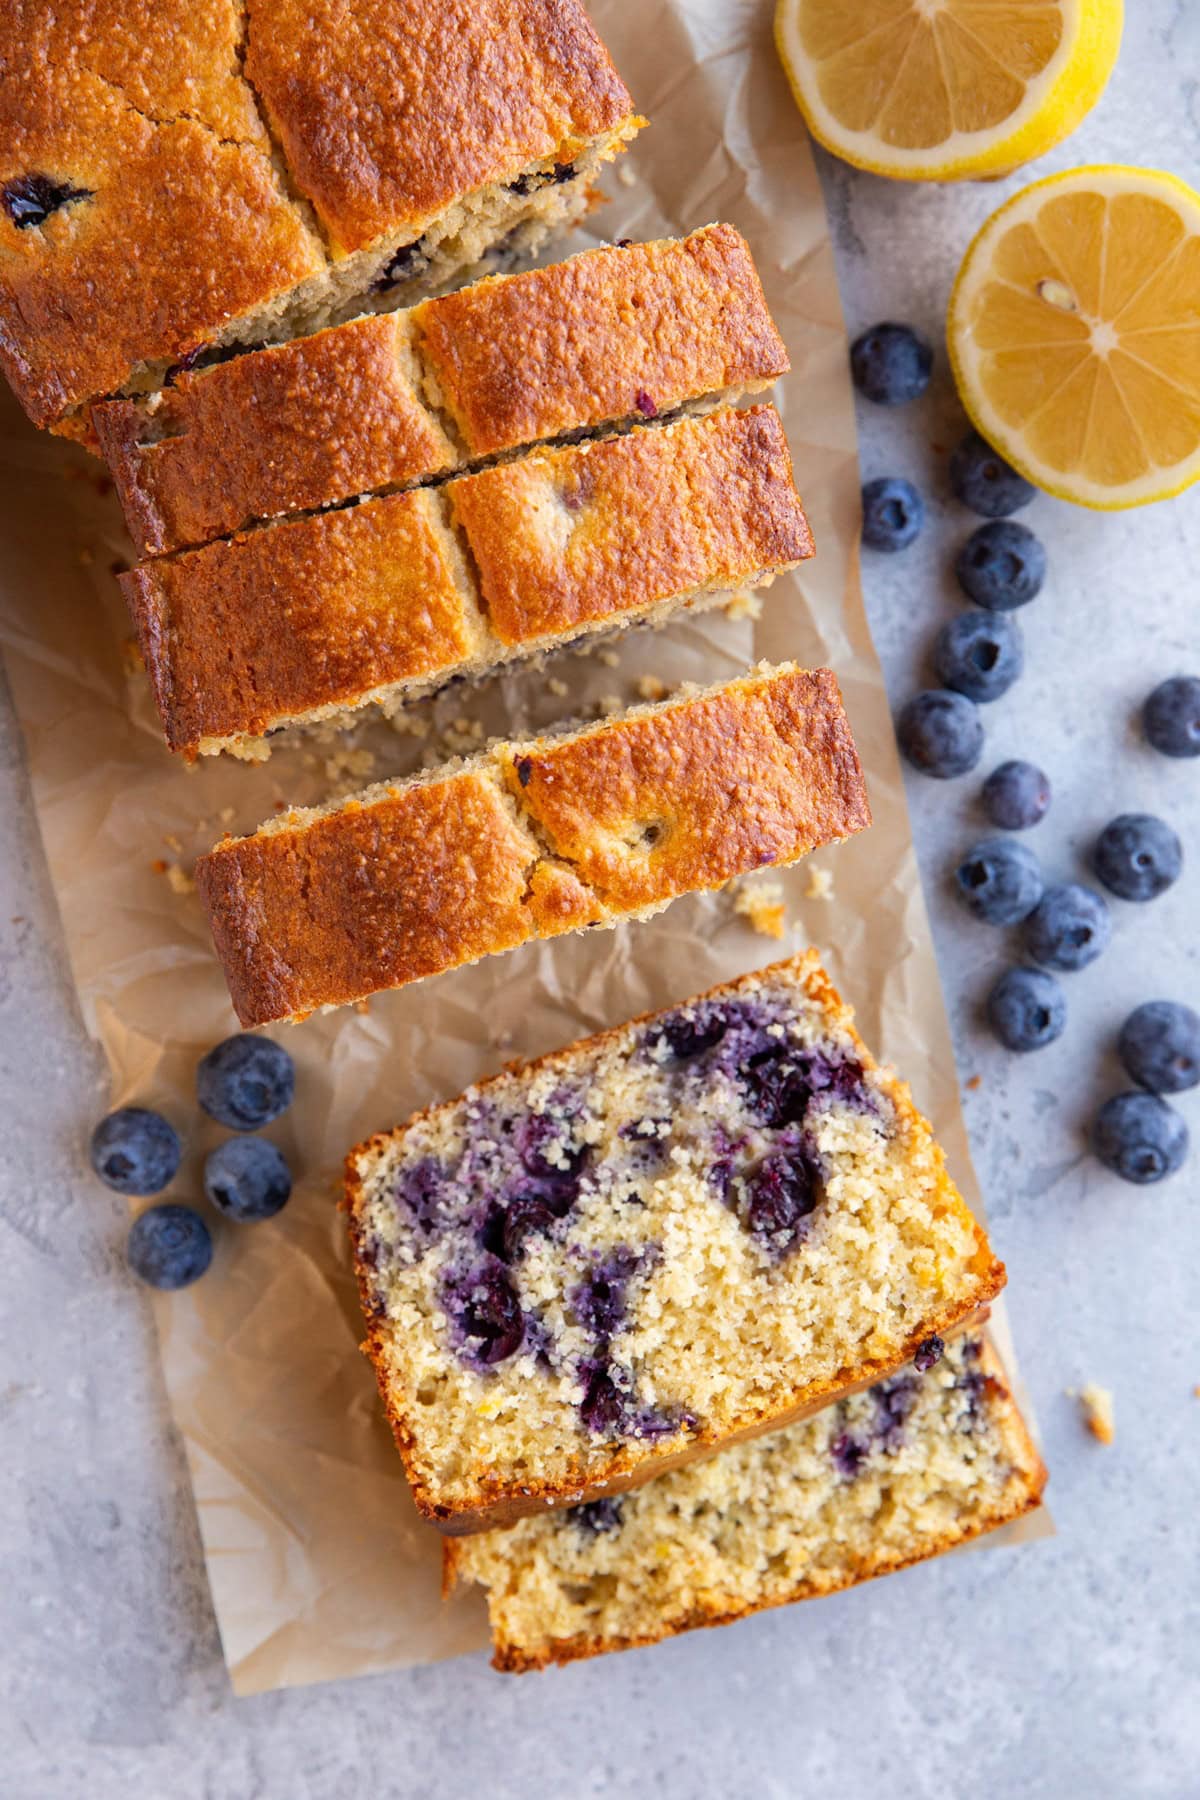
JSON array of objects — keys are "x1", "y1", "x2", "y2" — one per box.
[
  {"x1": 950, "y1": 166, "x2": 1200, "y2": 509},
  {"x1": 775, "y1": 0, "x2": 1122, "y2": 182}
]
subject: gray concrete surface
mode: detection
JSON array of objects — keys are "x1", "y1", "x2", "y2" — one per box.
[{"x1": 3, "y1": 4, "x2": 1198, "y2": 1795}]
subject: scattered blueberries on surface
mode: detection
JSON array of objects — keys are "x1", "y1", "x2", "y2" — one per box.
[
  {"x1": 1023, "y1": 883, "x2": 1111, "y2": 972},
  {"x1": 934, "y1": 610, "x2": 1024, "y2": 703},
  {"x1": 1091, "y1": 1092, "x2": 1188, "y2": 1185},
  {"x1": 850, "y1": 322, "x2": 933, "y2": 406},
  {"x1": 897, "y1": 689, "x2": 984, "y2": 778},
  {"x1": 862, "y1": 477, "x2": 925, "y2": 551},
  {"x1": 127, "y1": 1204, "x2": 213, "y2": 1290},
  {"x1": 1093, "y1": 813, "x2": 1183, "y2": 902},
  {"x1": 987, "y1": 967, "x2": 1067, "y2": 1053},
  {"x1": 1118, "y1": 1001, "x2": 1200, "y2": 1095},
  {"x1": 982, "y1": 760, "x2": 1051, "y2": 831},
  {"x1": 204, "y1": 1137, "x2": 293, "y2": 1223},
  {"x1": 955, "y1": 520, "x2": 1046, "y2": 610},
  {"x1": 950, "y1": 429, "x2": 1036, "y2": 518},
  {"x1": 954, "y1": 837, "x2": 1044, "y2": 925},
  {"x1": 1143, "y1": 675, "x2": 1200, "y2": 758},
  {"x1": 90, "y1": 1106, "x2": 182, "y2": 1196},
  {"x1": 198, "y1": 1034, "x2": 295, "y2": 1130}
]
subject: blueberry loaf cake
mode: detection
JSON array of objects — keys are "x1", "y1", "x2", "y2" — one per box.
[
  {"x1": 0, "y1": 0, "x2": 640, "y2": 432},
  {"x1": 121, "y1": 406, "x2": 812, "y2": 758},
  {"x1": 343, "y1": 952, "x2": 1004, "y2": 1532},
  {"x1": 93, "y1": 226, "x2": 788, "y2": 559},
  {"x1": 196, "y1": 666, "x2": 871, "y2": 1027},
  {"x1": 447, "y1": 1334, "x2": 1045, "y2": 1668}
]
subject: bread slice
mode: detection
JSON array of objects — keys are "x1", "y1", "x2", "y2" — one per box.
[
  {"x1": 0, "y1": 0, "x2": 640, "y2": 431},
  {"x1": 93, "y1": 226, "x2": 788, "y2": 557},
  {"x1": 343, "y1": 952, "x2": 1004, "y2": 1533},
  {"x1": 120, "y1": 405, "x2": 813, "y2": 758},
  {"x1": 447, "y1": 1334, "x2": 1045, "y2": 1668},
  {"x1": 195, "y1": 665, "x2": 871, "y2": 1027}
]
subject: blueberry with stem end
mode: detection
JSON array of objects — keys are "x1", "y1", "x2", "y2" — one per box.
[
  {"x1": 198, "y1": 1034, "x2": 295, "y2": 1130},
  {"x1": 955, "y1": 521, "x2": 1046, "y2": 610},
  {"x1": 1024, "y1": 884, "x2": 1111, "y2": 972},
  {"x1": 127, "y1": 1204, "x2": 213, "y2": 1290},
  {"x1": 1092, "y1": 1092, "x2": 1188, "y2": 1185},
  {"x1": 850, "y1": 323, "x2": 933, "y2": 406},
  {"x1": 954, "y1": 838, "x2": 1043, "y2": 925},
  {"x1": 203, "y1": 1137, "x2": 292, "y2": 1222},
  {"x1": 90, "y1": 1107, "x2": 181, "y2": 1196},
  {"x1": 862, "y1": 477, "x2": 924, "y2": 551},
  {"x1": 897, "y1": 690, "x2": 984, "y2": 779},
  {"x1": 934, "y1": 611, "x2": 1024, "y2": 704},
  {"x1": 1093, "y1": 814, "x2": 1182, "y2": 902},
  {"x1": 982, "y1": 760, "x2": 1051, "y2": 831},
  {"x1": 987, "y1": 967, "x2": 1067, "y2": 1053},
  {"x1": 1143, "y1": 676, "x2": 1200, "y2": 758},
  {"x1": 950, "y1": 429, "x2": 1036, "y2": 518},
  {"x1": 1117, "y1": 1002, "x2": 1200, "y2": 1095}
]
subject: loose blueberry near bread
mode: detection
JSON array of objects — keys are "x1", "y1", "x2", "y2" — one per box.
[
  {"x1": 0, "y1": 0, "x2": 641, "y2": 432},
  {"x1": 92, "y1": 224, "x2": 790, "y2": 558},
  {"x1": 120, "y1": 405, "x2": 813, "y2": 758},
  {"x1": 342, "y1": 952, "x2": 1004, "y2": 1533},
  {"x1": 195, "y1": 665, "x2": 872, "y2": 1027},
  {"x1": 446, "y1": 1333, "x2": 1045, "y2": 1668}
]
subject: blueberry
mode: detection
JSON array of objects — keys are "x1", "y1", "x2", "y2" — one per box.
[
  {"x1": 1092, "y1": 1092, "x2": 1188, "y2": 1185},
  {"x1": 127, "y1": 1204, "x2": 213, "y2": 1290},
  {"x1": 955, "y1": 520, "x2": 1046, "y2": 611},
  {"x1": 197, "y1": 1035, "x2": 295, "y2": 1130},
  {"x1": 445, "y1": 1262, "x2": 525, "y2": 1367},
  {"x1": 741, "y1": 1151, "x2": 820, "y2": 1254},
  {"x1": 850, "y1": 322, "x2": 933, "y2": 406},
  {"x1": 862, "y1": 477, "x2": 924, "y2": 551},
  {"x1": 573, "y1": 1248, "x2": 641, "y2": 1336},
  {"x1": 987, "y1": 967, "x2": 1067, "y2": 1053},
  {"x1": 203, "y1": 1137, "x2": 292, "y2": 1222},
  {"x1": 2, "y1": 173, "x2": 93, "y2": 229},
  {"x1": 897, "y1": 690, "x2": 984, "y2": 779},
  {"x1": 954, "y1": 838, "x2": 1043, "y2": 925},
  {"x1": 1143, "y1": 676, "x2": 1200, "y2": 758},
  {"x1": 913, "y1": 1335, "x2": 945, "y2": 1373},
  {"x1": 950, "y1": 429, "x2": 1036, "y2": 519},
  {"x1": 1118, "y1": 1001, "x2": 1200, "y2": 1095},
  {"x1": 982, "y1": 760, "x2": 1051, "y2": 831},
  {"x1": 580, "y1": 1362, "x2": 629, "y2": 1434},
  {"x1": 1023, "y1": 884, "x2": 1111, "y2": 971},
  {"x1": 830, "y1": 1431, "x2": 868, "y2": 1479},
  {"x1": 481, "y1": 1191, "x2": 562, "y2": 1262},
  {"x1": 651, "y1": 1008, "x2": 729, "y2": 1061},
  {"x1": 1093, "y1": 814, "x2": 1183, "y2": 902},
  {"x1": 90, "y1": 1107, "x2": 182, "y2": 1196},
  {"x1": 571, "y1": 1497, "x2": 624, "y2": 1536},
  {"x1": 934, "y1": 611, "x2": 1024, "y2": 703}
]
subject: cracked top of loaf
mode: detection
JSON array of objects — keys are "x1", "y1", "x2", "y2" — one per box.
[{"x1": 0, "y1": 0, "x2": 637, "y2": 426}]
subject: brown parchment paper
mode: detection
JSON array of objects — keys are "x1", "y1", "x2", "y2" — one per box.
[{"x1": 0, "y1": 0, "x2": 1049, "y2": 1696}]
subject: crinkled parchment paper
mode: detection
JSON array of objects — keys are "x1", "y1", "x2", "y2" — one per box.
[{"x1": 0, "y1": 0, "x2": 1049, "y2": 1696}]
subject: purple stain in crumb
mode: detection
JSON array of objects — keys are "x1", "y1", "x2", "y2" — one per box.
[
  {"x1": 516, "y1": 757, "x2": 534, "y2": 786},
  {"x1": 873, "y1": 1372, "x2": 920, "y2": 1451},
  {"x1": 580, "y1": 1361, "x2": 629, "y2": 1434},
  {"x1": 394, "y1": 1157, "x2": 449, "y2": 1236},
  {"x1": 479, "y1": 1191, "x2": 561, "y2": 1263},
  {"x1": 571, "y1": 1497, "x2": 624, "y2": 1535},
  {"x1": 443, "y1": 1260, "x2": 525, "y2": 1368},
  {"x1": 831, "y1": 1431, "x2": 869, "y2": 1480},
  {"x1": 739, "y1": 1148, "x2": 821, "y2": 1254},
  {"x1": 572, "y1": 1246, "x2": 642, "y2": 1337},
  {"x1": 648, "y1": 1005, "x2": 730, "y2": 1062},
  {"x1": 634, "y1": 388, "x2": 658, "y2": 418},
  {"x1": 742, "y1": 1044, "x2": 868, "y2": 1131},
  {"x1": 518, "y1": 1113, "x2": 589, "y2": 1191},
  {"x1": 913, "y1": 1335, "x2": 945, "y2": 1373}
]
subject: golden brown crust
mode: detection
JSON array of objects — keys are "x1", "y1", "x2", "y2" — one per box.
[
  {"x1": 196, "y1": 668, "x2": 872, "y2": 1025},
  {"x1": 243, "y1": 0, "x2": 636, "y2": 255},
  {"x1": 120, "y1": 489, "x2": 479, "y2": 754},
  {"x1": 415, "y1": 224, "x2": 790, "y2": 457},
  {"x1": 342, "y1": 951, "x2": 1003, "y2": 1534},
  {"x1": 92, "y1": 316, "x2": 457, "y2": 557},
  {"x1": 120, "y1": 406, "x2": 812, "y2": 755},
  {"x1": 450, "y1": 405, "x2": 814, "y2": 644}
]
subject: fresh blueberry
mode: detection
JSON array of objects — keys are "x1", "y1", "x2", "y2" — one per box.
[
  {"x1": 1143, "y1": 676, "x2": 1200, "y2": 758},
  {"x1": 955, "y1": 520, "x2": 1046, "y2": 611},
  {"x1": 1093, "y1": 814, "x2": 1183, "y2": 902},
  {"x1": 1092, "y1": 1092, "x2": 1188, "y2": 1185},
  {"x1": 127, "y1": 1204, "x2": 213, "y2": 1290},
  {"x1": 850, "y1": 322, "x2": 933, "y2": 406},
  {"x1": 1117, "y1": 1001, "x2": 1200, "y2": 1095},
  {"x1": 954, "y1": 838, "x2": 1043, "y2": 925},
  {"x1": 897, "y1": 690, "x2": 984, "y2": 779},
  {"x1": 862, "y1": 477, "x2": 924, "y2": 551},
  {"x1": 934, "y1": 611, "x2": 1024, "y2": 703},
  {"x1": 90, "y1": 1107, "x2": 182, "y2": 1196},
  {"x1": 203, "y1": 1137, "x2": 292, "y2": 1222},
  {"x1": 1023, "y1": 884, "x2": 1111, "y2": 971},
  {"x1": 987, "y1": 967, "x2": 1067, "y2": 1053},
  {"x1": 197, "y1": 1035, "x2": 295, "y2": 1130},
  {"x1": 982, "y1": 760, "x2": 1051, "y2": 831},
  {"x1": 950, "y1": 429, "x2": 1036, "y2": 518}
]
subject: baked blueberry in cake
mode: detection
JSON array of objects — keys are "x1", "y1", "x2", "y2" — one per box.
[{"x1": 344, "y1": 952, "x2": 1003, "y2": 1531}]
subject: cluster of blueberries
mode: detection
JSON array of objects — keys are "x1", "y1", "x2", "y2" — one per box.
[
  {"x1": 852, "y1": 323, "x2": 1198, "y2": 1186},
  {"x1": 89, "y1": 1036, "x2": 296, "y2": 1288}
]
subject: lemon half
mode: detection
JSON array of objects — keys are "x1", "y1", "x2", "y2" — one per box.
[
  {"x1": 949, "y1": 166, "x2": 1200, "y2": 510},
  {"x1": 775, "y1": 0, "x2": 1123, "y2": 182}
]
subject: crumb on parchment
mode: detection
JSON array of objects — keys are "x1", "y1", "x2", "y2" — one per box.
[
  {"x1": 546, "y1": 676, "x2": 568, "y2": 698},
  {"x1": 804, "y1": 865, "x2": 834, "y2": 902},
  {"x1": 1071, "y1": 1384, "x2": 1115, "y2": 1445},
  {"x1": 323, "y1": 746, "x2": 376, "y2": 785},
  {"x1": 723, "y1": 588, "x2": 763, "y2": 622},
  {"x1": 596, "y1": 694, "x2": 623, "y2": 717},
  {"x1": 636, "y1": 674, "x2": 669, "y2": 702},
  {"x1": 733, "y1": 877, "x2": 787, "y2": 940}
]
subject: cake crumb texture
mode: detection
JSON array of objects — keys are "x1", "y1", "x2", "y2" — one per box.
[
  {"x1": 1079, "y1": 1384, "x2": 1115, "y2": 1445},
  {"x1": 733, "y1": 877, "x2": 788, "y2": 939}
]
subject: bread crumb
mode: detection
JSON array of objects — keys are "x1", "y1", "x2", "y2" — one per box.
[
  {"x1": 218, "y1": 808, "x2": 235, "y2": 826},
  {"x1": 149, "y1": 858, "x2": 168, "y2": 875},
  {"x1": 804, "y1": 865, "x2": 834, "y2": 902},
  {"x1": 546, "y1": 676, "x2": 569, "y2": 698},
  {"x1": 1078, "y1": 1384, "x2": 1115, "y2": 1445},
  {"x1": 165, "y1": 864, "x2": 196, "y2": 896},
  {"x1": 163, "y1": 832, "x2": 183, "y2": 854},
  {"x1": 636, "y1": 674, "x2": 669, "y2": 702},
  {"x1": 231, "y1": 736, "x2": 272, "y2": 764},
  {"x1": 388, "y1": 712, "x2": 431, "y2": 740},
  {"x1": 121, "y1": 638, "x2": 144, "y2": 675},
  {"x1": 723, "y1": 588, "x2": 763, "y2": 622},
  {"x1": 596, "y1": 694, "x2": 623, "y2": 717},
  {"x1": 78, "y1": 547, "x2": 94, "y2": 567},
  {"x1": 597, "y1": 649, "x2": 620, "y2": 669},
  {"x1": 324, "y1": 747, "x2": 377, "y2": 785},
  {"x1": 616, "y1": 164, "x2": 638, "y2": 189},
  {"x1": 733, "y1": 878, "x2": 787, "y2": 940},
  {"x1": 965, "y1": 1074, "x2": 982, "y2": 1092}
]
